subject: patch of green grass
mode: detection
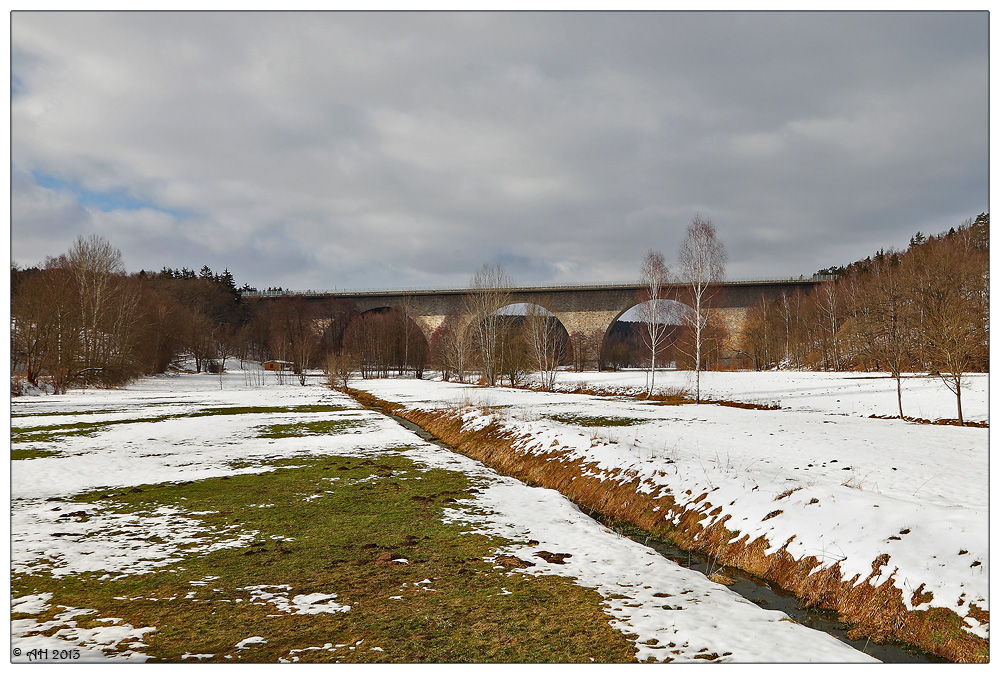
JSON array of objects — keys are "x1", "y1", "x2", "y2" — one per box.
[
  {"x1": 12, "y1": 454, "x2": 635, "y2": 663},
  {"x1": 256, "y1": 419, "x2": 364, "y2": 438},
  {"x1": 12, "y1": 408, "x2": 127, "y2": 418},
  {"x1": 925, "y1": 609, "x2": 969, "y2": 646},
  {"x1": 11, "y1": 405, "x2": 351, "y2": 444},
  {"x1": 11, "y1": 420, "x2": 125, "y2": 444},
  {"x1": 191, "y1": 405, "x2": 348, "y2": 417},
  {"x1": 547, "y1": 414, "x2": 647, "y2": 427},
  {"x1": 11, "y1": 447, "x2": 61, "y2": 460}
]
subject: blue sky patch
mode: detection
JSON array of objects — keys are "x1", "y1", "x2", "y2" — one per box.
[
  {"x1": 31, "y1": 170, "x2": 193, "y2": 219},
  {"x1": 11, "y1": 73, "x2": 26, "y2": 98}
]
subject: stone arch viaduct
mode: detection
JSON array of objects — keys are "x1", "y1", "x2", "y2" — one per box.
[{"x1": 249, "y1": 277, "x2": 830, "y2": 348}]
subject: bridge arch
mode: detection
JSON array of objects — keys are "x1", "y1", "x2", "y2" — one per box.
[
  {"x1": 601, "y1": 299, "x2": 695, "y2": 370},
  {"x1": 496, "y1": 302, "x2": 571, "y2": 359},
  {"x1": 343, "y1": 305, "x2": 430, "y2": 377},
  {"x1": 604, "y1": 296, "x2": 745, "y2": 370},
  {"x1": 250, "y1": 277, "x2": 829, "y2": 368},
  {"x1": 497, "y1": 302, "x2": 570, "y2": 329},
  {"x1": 461, "y1": 302, "x2": 572, "y2": 357}
]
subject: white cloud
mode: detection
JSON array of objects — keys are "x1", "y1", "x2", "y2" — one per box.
[{"x1": 10, "y1": 11, "x2": 988, "y2": 288}]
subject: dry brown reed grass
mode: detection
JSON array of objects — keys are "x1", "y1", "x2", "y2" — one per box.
[
  {"x1": 707, "y1": 572, "x2": 736, "y2": 586},
  {"x1": 526, "y1": 381, "x2": 781, "y2": 410},
  {"x1": 516, "y1": 381, "x2": 695, "y2": 406},
  {"x1": 707, "y1": 398, "x2": 782, "y2": 411},
  {"x1": 774, "y1": 487, "x2": 803, "y2": 501},
  {"x1": 349, "y1": 388, "x2": 988, "y2": 663},
  {"x1": 869, "y1": 414, "x2": 988, "y2": 428}
]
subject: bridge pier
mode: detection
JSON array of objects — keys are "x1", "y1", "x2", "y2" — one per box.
[{"x1": 411, "y1": 314, "x2": 447, "y2": 340}]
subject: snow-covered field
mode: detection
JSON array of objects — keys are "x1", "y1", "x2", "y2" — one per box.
[
  {"x1": 552, "y1": 369, "x2": 989, "y2": 424},
  {"x1": 353, "y1": 370, "x2": 989, "y2": 646},
  {"x1": 10, "y1": 368, "x2": 988, "y2": 662}
]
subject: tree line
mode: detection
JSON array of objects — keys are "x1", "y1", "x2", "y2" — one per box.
[
  {"x1": 11, "y1": 238, "x2": 598, "y2": 395},
  {"x1": 11, "y1": 235, "x2": 346, "y2": 392},
  {"x1": 12, "y1": 213, "x2": 988, "y2": 425},
  {"x1": 736, "y1": 213, "x2": 988, "y2": 423}
]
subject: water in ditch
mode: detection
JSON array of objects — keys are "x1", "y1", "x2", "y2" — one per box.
[
  {"x1": 379, "y1": 406, "x2": 946, "y2": 663},
  {"x1": 590, "y1": 518, "x2": 946, "y2": 663}
]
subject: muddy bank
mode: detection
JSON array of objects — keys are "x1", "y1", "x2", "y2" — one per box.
[{"x1": 350, "y1": 388, "x2": 988, "y2": 663}]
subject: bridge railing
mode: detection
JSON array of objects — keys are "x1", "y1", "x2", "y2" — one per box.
[{"x1": 243, "y1": 275, "x2": 837, "y2": 298}]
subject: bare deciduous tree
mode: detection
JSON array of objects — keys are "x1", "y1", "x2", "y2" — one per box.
[
  {"x1": 908, "y1": 236, "x2": 987, "y2": 425},
  {"x1": 815, "y1": 281, "x2": 844, "y2": 370},
  {"x1": 11, "y1": 268, "x2": 66, "y2": 387},
  {"x1": 524, "y1": 304, "x2": 563, "y2": 391},
  {"x1": 498, "y1": 317, "x2": 531, "y2": 387},
  {"x1": 397, "y1": 295, "x2": 416, "y2": 376},
  {"x1": 344, "y1": 310, "x2": 392, "y2": 379},
  {"x1": 847, "y1": 252, "x2": 913, "y2": 418},
  {"x1": 636, "y1": 250, "x2": 670, "y2": 398},
  {"x1": 53, "y1": 236, "x2": 142, "y2": 389},
  {"x1": 341, "y1": 307, "x2": 426, "y2": 380},
  {"x1": 465, "y1": 263, "x2": 513, "y2": 386},
  {"x1": 325, "y1": 352, "x2": 357, "y2": 392},
  {"x1": 270, "y1": 298, "x2": 321, "y2": 385},
  {"x1": 314, "y1": 298, "x2": 357, "y2": 356},
  {"x1": 10, "y1": 236, "x2": 152, "y2": 392},
  {"x1": 677, "y1": 214, "x2": 727, "y2": 403},
  {"x1": 73, "y1": 236, "x2": 142, "y2": 385},
  {"x1": 569, "y1": 329, "x2": 604, "y2": 372},
  {"x1": 737, "y1": 296, "x2": 774, "y2": 370},
  {"x1": 429, "y1": 312, "x2": 473, "y2": 382},
  {"x1": 777, "y1": 291, "x2": 793, "y2": 364}
]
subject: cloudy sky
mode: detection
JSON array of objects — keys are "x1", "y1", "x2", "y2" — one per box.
[{"x1": 10, "y1": 11, "x2": 988, "y2": 291}]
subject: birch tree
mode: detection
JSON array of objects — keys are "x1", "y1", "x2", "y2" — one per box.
[
  {"x1": 816, "y1": 281, "x2": 844, "y2": 370},
  {"x1": 677, "y1": 215, "x2": 727, "y2": 403},
  {"x1": 465, "y1": 263, "x2": 513, "y2": 386},
  {"x1": 396, "y1": 295, "x2": 416, "y2": 376},
  {"x1": 636, "y1": 250, "x2": 669, "y2": 398},
  {"x1": 57, "y1": 236, "x2": 141, "y2": 388},
  {"x1": 524, "y1": 304, "x2": 563, "y2": 391},
  {"x1": 430, "y1": 312, "x2": 473, "y2": 382},
  {"x1": 11, "y1": 236, "x2": 145, "y2": 391}
]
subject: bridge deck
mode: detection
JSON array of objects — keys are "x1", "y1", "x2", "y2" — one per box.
[{"x1": 245, "y1": 275, "x2": 834, "y2": 298}]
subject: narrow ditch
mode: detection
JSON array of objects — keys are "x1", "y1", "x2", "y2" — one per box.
[
  {"x1": 588, "y1": 517, "x2": 945, "y2": 663},
  {"x1": 371, "y1": 402, "x2": 944, "y2": 664}
]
